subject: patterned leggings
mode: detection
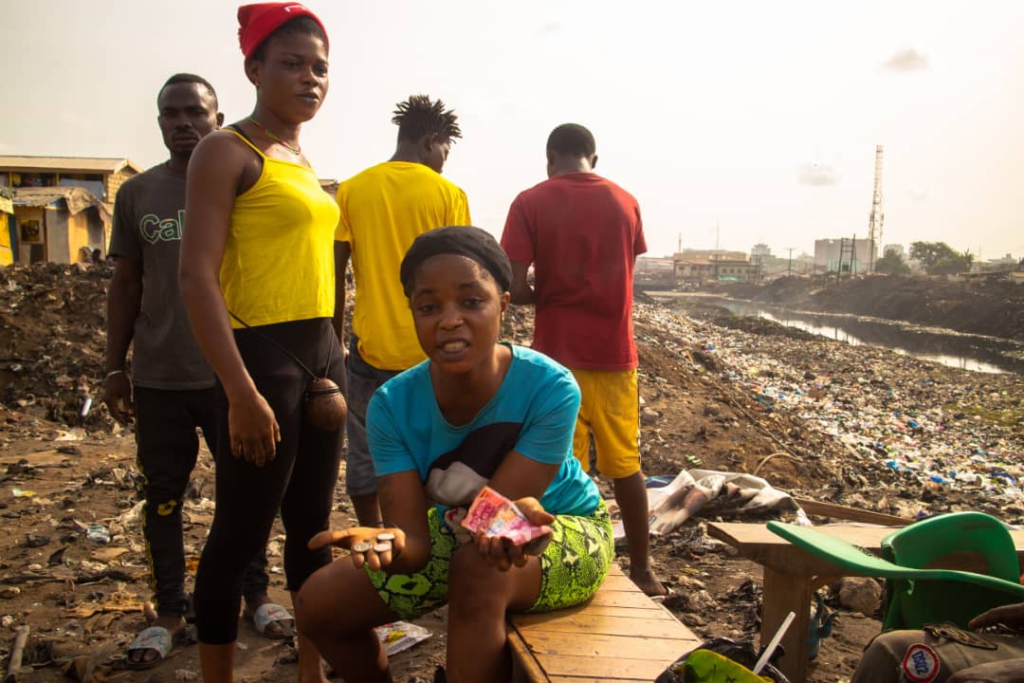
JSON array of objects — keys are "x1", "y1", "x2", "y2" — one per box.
[{"x1": 366, "y1": 501, "x2": 614, "y2": 620}]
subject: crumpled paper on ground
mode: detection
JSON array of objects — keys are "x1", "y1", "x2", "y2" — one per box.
[{"x1": 375, "y1": 621, "x2": 432, "y2": 656}]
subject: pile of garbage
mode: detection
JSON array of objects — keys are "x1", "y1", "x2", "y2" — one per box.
[
  {"x1": 0, "y1": 262, "x2": 536, "y2": 435},
  {"x1": 630, "y1": 301, "x2": 1024, "y2": 520},
  {"x1": 0, "y1": 263, "x2": 113, "y2": 430}
]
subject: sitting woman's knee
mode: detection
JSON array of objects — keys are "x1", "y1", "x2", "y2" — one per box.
[
  {"x1": 447, "y1": 545, "x2": 508, "y2": 617},
  {"x1": 293, "y1": 568, "x2": 336, "y2": 641},
  {"x1": 295, "y1": 562, "x2": 387, "y2": 643}
]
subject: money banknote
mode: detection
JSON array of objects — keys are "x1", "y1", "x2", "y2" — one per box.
[{"x1": 461, "y1": 486, "x2": 552, "y2": 553}]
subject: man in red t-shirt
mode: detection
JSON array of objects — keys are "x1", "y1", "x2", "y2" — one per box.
[{"x1": 500, "y1": 123, "x2": 664, "y2": 596}]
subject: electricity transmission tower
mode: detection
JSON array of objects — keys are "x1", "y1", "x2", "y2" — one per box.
[{"x1": 867, "y1": 145, "x2": 884, "y2": 272}]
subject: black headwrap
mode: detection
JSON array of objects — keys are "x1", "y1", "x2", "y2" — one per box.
[{"x1": 400, "y1": 225, "x2": 513, "y2": 296}]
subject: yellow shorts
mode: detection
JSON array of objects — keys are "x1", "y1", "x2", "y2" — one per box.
[{"x1": 569, "y1": 367, "x2": 641, "y2": 479}]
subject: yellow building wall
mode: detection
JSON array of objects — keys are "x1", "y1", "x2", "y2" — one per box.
[
  {"x1": 68, "y1": 212, "x2": 91, "y2": 263},
  {"x1": 0, "y1": 214, "x2": 12, "y2": 265}
]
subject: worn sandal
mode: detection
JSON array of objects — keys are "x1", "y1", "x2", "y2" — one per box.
[
  {"x1": 125, "y1": 626, "x2": 174, "y2": 670},
  {"x1": 252, "y1": 603, "x2": 295, "y2": 640}
]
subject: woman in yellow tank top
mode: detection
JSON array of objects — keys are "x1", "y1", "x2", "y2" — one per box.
[{"x1": 179, "y1": 4, "x2": 339, "y2": 682}]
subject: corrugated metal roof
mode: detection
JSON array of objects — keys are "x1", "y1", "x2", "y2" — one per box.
[
  {"x1": 0, "y1": 156, "x2": 142, "y2": 174},
  {"x1": 12, "y1": 187, "x2": 110, "y2": 220}
]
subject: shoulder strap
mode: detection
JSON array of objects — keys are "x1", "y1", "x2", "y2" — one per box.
[{"x1": 225, "y1": 125, "x2": 266, "y2": 158}]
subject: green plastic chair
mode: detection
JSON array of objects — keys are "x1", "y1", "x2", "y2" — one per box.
[
  {"x1": 767, "y1": 520, "x2": 1024, "y2": 631},
  {"x1": 880, "y1": 512, "x2": 1022, "y2": 630}
]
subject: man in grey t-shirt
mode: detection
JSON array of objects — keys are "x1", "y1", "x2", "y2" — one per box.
[{"x1": 104, "y1": 74, "x2": 282, "y2": 669}]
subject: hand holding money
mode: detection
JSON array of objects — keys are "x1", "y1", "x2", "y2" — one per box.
[
  {"x1": 461, "y1": 487, "x2": 554, "y2": 571},
  {"x1": 307, "y1": 526, "x2": 405, "y2": 571}
]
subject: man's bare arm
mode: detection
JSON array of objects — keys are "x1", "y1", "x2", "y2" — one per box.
[
  {"x1": 333, "y1": 241, "x2": 352, "y2": 344},
  {"x1": 103, "y1": 257, "x2": 142, "y2": 423},
  {"x1": 509, "y1": 260, "x2": 535, "y2": 305}
]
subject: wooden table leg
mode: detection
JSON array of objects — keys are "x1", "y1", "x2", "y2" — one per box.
[{"x1": 761, "y1": 566, "x2": 813, "y2": 683}]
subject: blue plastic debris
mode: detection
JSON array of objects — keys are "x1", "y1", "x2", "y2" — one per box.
[{"x1": 992, "y1": 472, "x2": 1018, "y2": 486}]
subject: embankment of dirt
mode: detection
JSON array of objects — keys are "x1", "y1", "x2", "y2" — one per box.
[{"x1": 709, "y1": 275, "x2": 1024, "y2": 341}]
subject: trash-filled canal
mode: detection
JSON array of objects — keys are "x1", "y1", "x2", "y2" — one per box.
[{"x1": 650, "y1": 293, "x2": 1024, "y2": 374}]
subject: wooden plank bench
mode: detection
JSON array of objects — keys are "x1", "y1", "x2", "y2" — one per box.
[{"x1": 508, "y1": 564, "x2": 701, "y2": 682}]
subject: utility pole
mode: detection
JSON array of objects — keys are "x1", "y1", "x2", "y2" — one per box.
[
  {"x1": 838, "y1": 238, "x2": 846, "y2": 281},
  {"x1": 787, "y1": 247, "x2": 794, "y2": 277},
  {"x1": 867, "y1": 145, "x2": 884, "y2": 273},
  {"x1": 713, "y1": 222, "x2": 720, "y2": 280}
]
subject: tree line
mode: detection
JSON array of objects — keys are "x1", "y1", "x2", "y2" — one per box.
[{"x1": 875, "y1": 241, "x2": 973, "y2": 275}]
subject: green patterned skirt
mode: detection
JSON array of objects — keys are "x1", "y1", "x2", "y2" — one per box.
[{"x1": 365, "y1": 500, "x2": 614, "y2": 620}]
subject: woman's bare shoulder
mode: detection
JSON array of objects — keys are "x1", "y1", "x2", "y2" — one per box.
[
  {"x1": 188, "y1": 129, "x2": 259, "y2": 182},
  {"x1": 194, "y1": 129, "x2": 253, "y2": 158}
]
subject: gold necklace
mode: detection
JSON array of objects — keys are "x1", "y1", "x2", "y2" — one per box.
[{"x1": 247, "y1": 116, "x2": 301, "y2": 155}]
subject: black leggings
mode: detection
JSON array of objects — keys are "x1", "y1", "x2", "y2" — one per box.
[
  {"x1": 134, "y1": 386, "x2": 269, "y2": 618},
  {"x1": 193, "y1": 318, "x2": 344, "y2": 644}
]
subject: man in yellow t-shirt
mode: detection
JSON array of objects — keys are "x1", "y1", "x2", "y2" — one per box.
[{"x1": 334, "y1": 94, "x2": 471, "y2": 525}]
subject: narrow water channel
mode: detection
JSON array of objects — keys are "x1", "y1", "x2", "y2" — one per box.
[{"x1": 649, "y1": 293, "x2": 1024, "y2": 375}]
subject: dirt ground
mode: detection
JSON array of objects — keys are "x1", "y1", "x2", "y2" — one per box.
[{"x1": 1, "y1": 263, "x2": 1022, "y2": 682}]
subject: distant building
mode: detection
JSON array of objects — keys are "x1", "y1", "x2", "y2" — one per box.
[
  {"x1": 714, "y1": 257, "x2": 756, "y2": 282},
  {"x1": 0, "y1": 156, "x2": 141, "y2": 203},
  {"x1": 751, "y1": 242, "x2": 773, "y2": 258},
  {"x1": 8, "y1": 187, "x2": 110, "y2": 265},
  {"x1": 972, "y1": 253, "x2": 1020, "y2": 274},
  {"x1": 674, "y1": 257, "x2": 714, "y2": 282},
  {"x1": 814, "y1": 237, "x2": 875, "y2": 274},
  {"x1": 987, "y1": 253, "x2": 1018, "y2": 266},
  {"x1": 676, "y1": 248, "x2": 749, "y2": 262},
  {"x1": 673, "y1": 250, "x2": 755, "y2": 282},
  {"x1": 0, "y1": 156, "x2": 141, "y2": 267}
]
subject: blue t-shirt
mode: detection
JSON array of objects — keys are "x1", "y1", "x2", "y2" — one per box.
[{"x1": 367, "y1": 344, "x2": 601, "y2": 518}]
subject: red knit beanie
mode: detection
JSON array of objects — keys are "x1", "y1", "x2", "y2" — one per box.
[{"x1": 237, "y1": 3, "x2": 328, "y2": 58}]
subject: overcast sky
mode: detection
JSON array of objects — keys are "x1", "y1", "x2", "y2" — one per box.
[{"x1": 2, "y1": 1, "x2": 1022, "y2": 259}]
